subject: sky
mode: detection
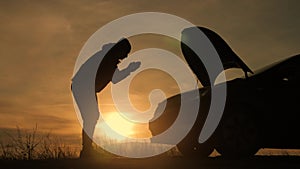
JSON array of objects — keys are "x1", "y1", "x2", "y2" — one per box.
[{"x1": 0, "y1": 0, "x2": 299, "y2": 145}]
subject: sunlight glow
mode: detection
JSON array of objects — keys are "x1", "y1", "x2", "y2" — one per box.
[{"x1": 95, "y1": 112, "x2": 136, "y2": 141}]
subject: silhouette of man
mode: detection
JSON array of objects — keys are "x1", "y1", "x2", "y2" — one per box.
[{"x1": 71, "y1": 38, "x2": 140, "y2": 158}]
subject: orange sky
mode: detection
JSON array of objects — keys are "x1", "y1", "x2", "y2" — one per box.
[{"x1": 0, "y1": 0, "x2": 299, "y2": 144}]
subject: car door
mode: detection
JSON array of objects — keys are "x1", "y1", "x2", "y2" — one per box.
[{"x1": 260, "y1": 56, "x2": 300, "y2": 148}]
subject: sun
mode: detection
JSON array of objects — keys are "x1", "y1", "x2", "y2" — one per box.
[
  {"x1": 94, "y1": 112, "x2": 136, "y2": 141},
  {"x1": 104, "y1": 112, "x2": 136, "y2": 137}
]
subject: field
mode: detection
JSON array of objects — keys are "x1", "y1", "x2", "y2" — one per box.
[{"x1": 1, "y1": 127, "x2": 300, "y2": 169}]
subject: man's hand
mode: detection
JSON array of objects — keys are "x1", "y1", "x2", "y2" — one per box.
[
  {"x1": 127, "y1": 61, "x2": 141, "y2": 73},
  {"x1": 112, "y1": 61, "x2": 141, "y2": 84}
]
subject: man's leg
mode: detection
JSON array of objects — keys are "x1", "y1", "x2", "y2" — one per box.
[{"x1": 80, "y1": 121, "x2": 98, "y2": 158}]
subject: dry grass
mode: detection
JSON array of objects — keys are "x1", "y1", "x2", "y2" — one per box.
[
  {"x1": 0, "y1": 125, "x2": 78, "y2": 160},
  {"x1": 2, "y1": 125, "x2": 300, "y2": 160}
]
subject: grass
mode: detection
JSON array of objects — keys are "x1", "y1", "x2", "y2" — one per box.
[
  {"x1": 1, "y1": 126, "x2": 300, "y2": 169},
  {"x1": 1, "y1": 125, "x2": 300, "y2": 160},
  {"x1": 0, "y1": 125, "x2": 78, "y2": 160},
  {"x1": 0, "y1": 125, "x2": 180, "y2": 160}
]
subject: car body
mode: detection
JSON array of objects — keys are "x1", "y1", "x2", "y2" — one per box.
[{"x1": 149, "y1": 27, "x2": 300, "y2": 157}]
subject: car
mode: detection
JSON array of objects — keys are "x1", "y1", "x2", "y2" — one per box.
[{"x1": 149, "y1": 26, "x2": 300, "y2": 158}]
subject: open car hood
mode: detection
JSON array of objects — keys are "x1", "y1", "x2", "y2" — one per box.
[{"x1": 181, "y1": 26, "x2": 253, "y2": 86}]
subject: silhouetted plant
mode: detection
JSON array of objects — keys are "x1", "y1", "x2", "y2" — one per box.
[
  {"x1": 38, "y1": 133, "x2": 77, "y2": 159},
  {"x1": 3, "y1": 125, "x2": 41, "y2": 160},
  {"x1": 0, "y1": 125, "x2": 78, "y2": 160}
]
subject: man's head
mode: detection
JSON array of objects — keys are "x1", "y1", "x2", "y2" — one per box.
[{"x1": 109, "y1": 38, "x2": 131, "y2": 62}]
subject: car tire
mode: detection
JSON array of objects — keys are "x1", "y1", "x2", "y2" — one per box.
[
  {"x1": 216, "y1": 104, "x2": 260, "y2": 158},
  {"x1": 177, "y1": 137, "x2": 214, "y2": 157}
]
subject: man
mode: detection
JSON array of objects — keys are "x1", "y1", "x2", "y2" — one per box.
[{"x1": 72, "y1": 38, "x2": 140, "y2": 158}]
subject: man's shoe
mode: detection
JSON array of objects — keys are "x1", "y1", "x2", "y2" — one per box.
[{"x1": 79, "y1": 148, "x2": 100, "y2": 159}]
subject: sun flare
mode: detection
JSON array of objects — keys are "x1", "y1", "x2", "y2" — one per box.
[
  {"x1": 104, "y1": 112, "x2": 136, "y2": 136},
  {"x1": 94, "y1": 112, "x2": 137, "y2": 141}
]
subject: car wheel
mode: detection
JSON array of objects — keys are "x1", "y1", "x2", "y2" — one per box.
[
  {"x1": 177, "y1": 138, "x2": 214, "y2": 157},
  {"x1": 216, "y1": 104, "x2": 260, "y2": 158}
]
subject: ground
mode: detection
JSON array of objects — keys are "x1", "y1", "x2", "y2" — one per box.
[{"x1": 1, "y1": 156, "x2": 300, "y2": 169}]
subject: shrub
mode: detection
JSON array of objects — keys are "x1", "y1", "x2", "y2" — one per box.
[{"x1": 0, "y1": 125, "x2": 78, "y2": 160}]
